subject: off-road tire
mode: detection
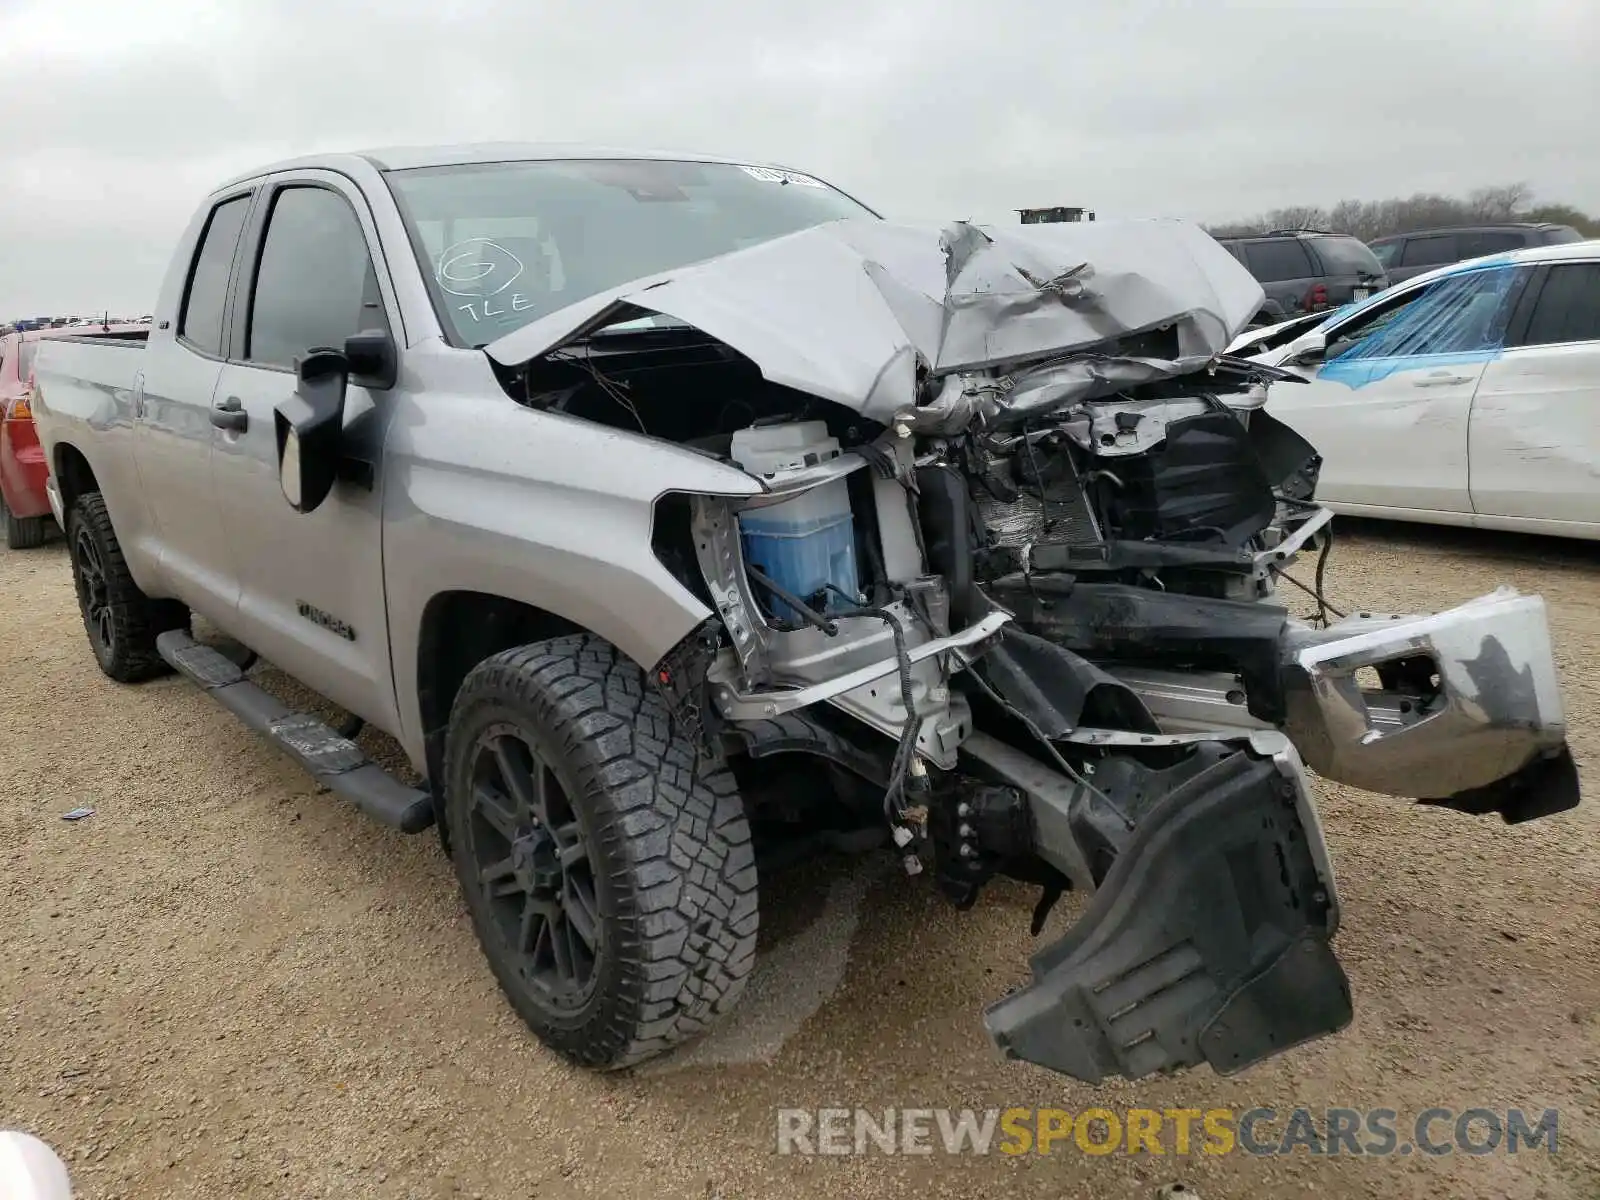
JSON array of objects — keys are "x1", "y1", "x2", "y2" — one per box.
[
  {"x1": 444, "y1": 634, "x2": 758, "y2": 1070},
  {"x1": 67, "y1": 492, "x2": 188, "y2": 682},
  {"x1": 1, "y1": 492, "x2": 47, "y2": 549}
]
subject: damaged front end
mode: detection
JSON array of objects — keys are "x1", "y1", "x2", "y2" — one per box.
[{"x1": 487, "y1": 215, "x2": 1580, "y2": 1083}]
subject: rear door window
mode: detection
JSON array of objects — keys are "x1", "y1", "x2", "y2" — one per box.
[
  {"x1": 1517, "y1": 263, "x2": 1600, "y2": 346},
  {"x1": 1400, "y1": 234, "x2": 1458, "y2": 268},
  {"x1": 178, "y1": 195, "x2": 251, "y2": 357},
  {"x1": 1457, "y1": 231, "x2": 1526, "y2": 258},
  {"x1": 245, "y1": 186, "x2": 388, "y2": 370},
  {"x1": 1243, "y1": 240, "x2": 1315, "y2": 282},
  {"x1": 1541, "y1": 226, "x2": 1586, "y2": 245}
]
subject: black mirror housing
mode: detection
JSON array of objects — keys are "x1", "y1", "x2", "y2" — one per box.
[
  {"x1": 344, "y1": 329, "x2": 398, "y2": 390},
  {"x1": 275, "y1": 348, "x2": 349, "y2": 514}
]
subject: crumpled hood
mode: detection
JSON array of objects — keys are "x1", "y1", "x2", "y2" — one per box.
[{"x1": 486, "y1": 217, "x2": 1266, "y2": 427}]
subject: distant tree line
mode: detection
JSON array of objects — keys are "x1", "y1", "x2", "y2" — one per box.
[{"x1": 1207, "y1": 183, "x2": 1600, "y2": 242}]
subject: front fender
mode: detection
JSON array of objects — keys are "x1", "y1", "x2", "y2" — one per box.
[{"x1": 382, "y1": 361, "x2": 760, "y2": 765}]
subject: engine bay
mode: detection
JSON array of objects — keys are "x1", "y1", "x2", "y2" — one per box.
[{"x1": 486, "y1": 217, "x2": 1579, "y2": 1083}]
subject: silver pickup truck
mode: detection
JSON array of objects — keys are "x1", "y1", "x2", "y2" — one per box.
[{"x1": 33, "y1": 144, "x2": 1580, "y2": 1084}]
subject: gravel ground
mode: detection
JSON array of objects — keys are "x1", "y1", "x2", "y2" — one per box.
[{"x1": 3, "y1": 519, "x2": 1598, "y2": 1200}]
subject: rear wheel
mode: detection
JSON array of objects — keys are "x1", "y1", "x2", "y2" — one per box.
[
  {"x1": 444, "y1": 634, "x2": 759, "y2": 1070},
  {"x1": 67, "y1": 492, "x2": 188, "y2": 682},
  {"x1": 1, "y1": 492, "x2": 47, "y2": 549}
]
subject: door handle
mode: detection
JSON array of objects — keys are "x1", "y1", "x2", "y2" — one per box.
[
  {"x1": 1412, "y1": 372, "x2": 1472, "y2": 387},
  {"x1": 210, "y1": 396, "x2": 248, "y2": 432}
]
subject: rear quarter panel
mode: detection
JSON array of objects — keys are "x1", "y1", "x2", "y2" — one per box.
[{"x1": 31, "y1": 339, "x2": 161, "y2": 583}]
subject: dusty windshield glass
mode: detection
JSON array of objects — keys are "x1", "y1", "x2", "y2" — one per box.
[{"x1": 386, "y1": 158, "x2": 878, "y2": 348}]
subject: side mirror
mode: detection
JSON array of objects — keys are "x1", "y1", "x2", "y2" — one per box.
[
  {"x1": 275, "y1": 348, "x2": 348, "y2": 514},
  {"x1": 344, "y1": 328, "x2": 397, "y2": 391},
  {"x1": 1286, "y1": 330, "x2": 1328, "y2": 366}
]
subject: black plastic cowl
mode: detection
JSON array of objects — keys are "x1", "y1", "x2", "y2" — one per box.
[{"x1": 983, "y1": 748, "x2": 1348, "y2": 1083}]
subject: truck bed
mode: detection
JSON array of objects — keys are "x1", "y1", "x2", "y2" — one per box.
[
  {"x1": 32, "y1": 329, "x2": 150, "y2": 429},
  {"x1": 30, "y1": 327, "x2": 154, "y2": 537}
]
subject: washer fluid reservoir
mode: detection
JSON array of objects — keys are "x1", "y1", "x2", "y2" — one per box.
[{"x1": 730, "y1": 421, "x2": 861, "y2": 624}]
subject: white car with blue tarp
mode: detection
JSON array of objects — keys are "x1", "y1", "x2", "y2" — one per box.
[{"x1": 1233, "y1": 241, "x2": 1600, "y2": 540}]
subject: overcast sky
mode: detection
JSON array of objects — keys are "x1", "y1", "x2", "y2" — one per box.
[{"x1": 2, "y1": 0, "x2": 1596, "y2": 317}]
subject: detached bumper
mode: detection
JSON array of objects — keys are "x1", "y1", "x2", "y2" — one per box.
[
  {"x1": 1281, "y1": 588, "x2": 1579, "y2": 822},
  {"x1": 979, "y1": 589, "x2": 1578, "y2": 1085}
]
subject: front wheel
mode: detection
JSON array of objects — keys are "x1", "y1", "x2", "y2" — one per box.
[
  {"x1": 66, "y1": 492, "x2": 188, "y2": 682},
  {"x1": 444, "y1": 635, "x2": 759, "y2": 1070}
]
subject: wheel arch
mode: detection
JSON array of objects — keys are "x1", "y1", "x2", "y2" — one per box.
[
  {"x1": 53, "y1": 442, "x2": 100, "y2": 513},
  {"x1": 414, "y1": 590, "x2": 587, "y2": 789}
]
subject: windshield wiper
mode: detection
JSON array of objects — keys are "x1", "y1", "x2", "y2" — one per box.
[{"x1": 586, "y1": 317, "x2": 696, "y2": 337}]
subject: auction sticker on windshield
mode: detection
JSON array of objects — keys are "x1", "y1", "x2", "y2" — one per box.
[{"x1": 738, "y1": 165, "x2": 825, "y2": 187}]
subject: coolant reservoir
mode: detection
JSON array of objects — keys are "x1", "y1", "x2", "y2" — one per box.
[{"x1": 731, "y1": 421, "x2": 861, "y2": 622}]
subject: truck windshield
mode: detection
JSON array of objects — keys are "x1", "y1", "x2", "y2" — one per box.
[{"x1": 385, "y1": 158, "x2": 879, "y2": 348}]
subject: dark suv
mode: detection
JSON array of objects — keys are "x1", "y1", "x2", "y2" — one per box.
[
  {"x1": 1215, "y1": 230, "x2": 1390, "y2": 325},
  {"x1": 1369, "y1": 223, "x2": 1587, "y2": 284}
]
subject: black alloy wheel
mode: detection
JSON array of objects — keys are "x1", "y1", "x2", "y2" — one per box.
[
  {"x1": 65, "y1": 492, "x2": 187, "y2": 682},
  {"x1": 464, "y1": 723, "x2": 602, "y2": 1008},
  {"x1": 73, "y1": 521, "x2": 115, "y2": 662}
]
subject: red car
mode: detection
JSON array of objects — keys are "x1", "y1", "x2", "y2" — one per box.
[{"x1": 1, "y1": 323, "x2": 145, "y2": 548}]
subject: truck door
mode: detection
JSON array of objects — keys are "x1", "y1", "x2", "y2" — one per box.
[
  {"x1": 1469, "y1": 259, "x2": 1600, "y2": 529},
  {"x1": 208, "y1": 174, "x2": 402, "y2": 730},
  {"x1": 133, "y1": 191, "x2": 254, "y2": 619}
]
